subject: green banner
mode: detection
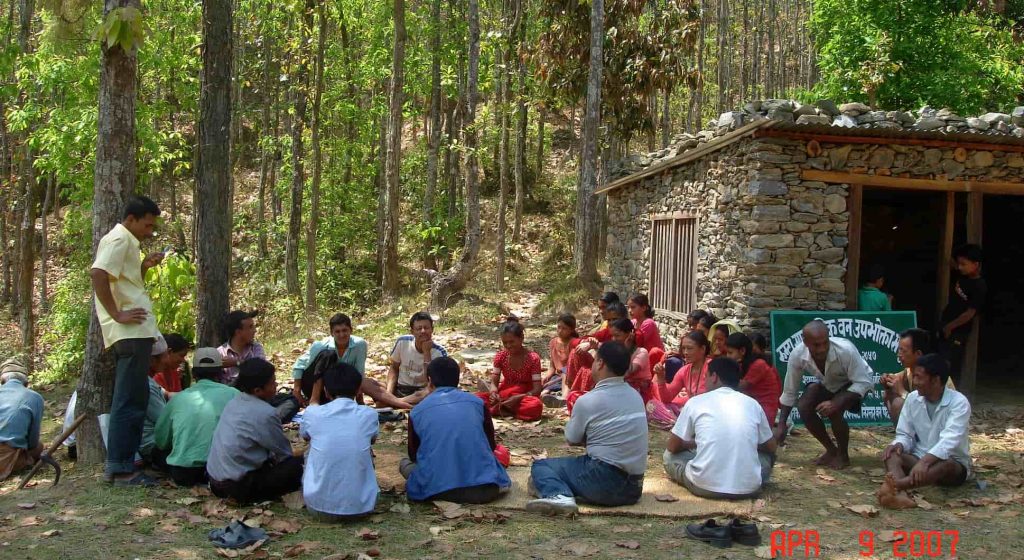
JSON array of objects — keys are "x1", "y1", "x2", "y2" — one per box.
[{"x1": 769, "y1": 310, "x2": 918, "y2": 426}]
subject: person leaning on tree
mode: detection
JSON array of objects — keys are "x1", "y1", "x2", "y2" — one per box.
[{"x1": 90, "y1": 195, "x2": 165, "y2": 487}]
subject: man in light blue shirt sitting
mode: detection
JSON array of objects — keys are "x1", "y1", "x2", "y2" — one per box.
[
  {"x1": 301, "y1": 362, "x2": 380, "y2": 521},
  {"x1": 401, "y1": 357, "x2": 510, "y2": 504},
  {"x1": 0, "y1": 368, "x2": 44, "y2": 480}
]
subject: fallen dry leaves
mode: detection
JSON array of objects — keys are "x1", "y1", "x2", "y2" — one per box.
[
  {"x1": 40, "y1": 529, "x2": 61, "y2": 538},
  {"x1": 615, "y1": 540, "x2": 640, "y2": 550},
  {"x1": 357, "y1": 527, "x2": 380, "y2": 541},
  {"x1": 563, "y1": 541, "x2": 600, "y2": 557},
  {"x1": 16, "y1": 503, "x2": 35, "y2": 510},
  {"x1": 846, "y1": 504, "x2": 879, "y2": 518},
  {"x1": 653, "y1": 494, "x2": 679, "y2": 503},
  {"x1": 282, "y1": 541, "x2": 320, "y2": 557},
  {"x1": 267, "y1": 517, "x2": 303, "y2": 535}
]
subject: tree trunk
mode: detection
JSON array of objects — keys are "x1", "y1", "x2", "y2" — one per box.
[
  {"x1": 38, "y1": 174, "x2": 52, "y2": 313},
  {"x1": 535, "y1": 104, "x2": 544, "y2": 181},
  {"x1": 431, "y1": 0, "x2": 480, "y2": 310},
  {"x1": 495, "y1": 15, "x2": 508, "y2": 291},
  {"x1": 305, "y1": 2, "x2": 327, "y2": 311},
  {"x1": 422, "y1": 0, "x2": 443, "y2": 269},
  {"x1": 374, "y1": 109, "x2": 386, "y2": 285},
  {"x1": 256, "y1": 35, "x2": 272, "y2": 259},
  {"x1": 446, "y1": 38, "x2": 465, "y2": 223},
  {"x1": 285, "y1": 1, "x2": 313, "y2": 299},
  {"x1": 660, "y1": 86, "x2": 670, "y2": 148},
  {"x1": 270, "y1": 74, "x2": 282, "y2": 223},
  {"x1": 381, "y1": 0, "x2": 406, "y2": 299},
  {"x1": 195, "y1": 0, "x2": 233, "y2": 347},
  {"x1": 511, "y1": 1, "x2": 526, "y2": 245},
  {"x1": 78, "y1": 0, "x2": 141, "y2": 465},
  {"x1": 574, "y1": 0, "x2": 602, "y2": 289},
  {"x1": 17, "y1": 145, "x2": 37, "y2": 359}
]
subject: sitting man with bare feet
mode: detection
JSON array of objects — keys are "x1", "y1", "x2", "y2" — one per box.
[
  {"x1": 878, "y1": 354, "x2": 971, "y2": 509},
  {"x1": 774, "y1": 320, "x2": 873, "y2": 470}
]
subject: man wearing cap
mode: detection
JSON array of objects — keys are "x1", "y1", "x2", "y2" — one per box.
[
  {"x1": 217, "y1": 310, "x2": 266, "y2": 385},
  {"x1": 91, "y1": 195, "x2": 164, "y2": 486},
  {"x1": 0, "y1": 361, "x2": 44, "y2": 481},
  {"x1": 153, "y1": 348, "x2": 239, "y2": 486}
]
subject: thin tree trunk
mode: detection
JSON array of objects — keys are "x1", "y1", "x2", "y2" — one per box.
[
  {"x1": 422, "y1": 0, "x2": 443, "y2": 269},
  {"x1": 535, "y1": 104, "x2": 544, "y2": 179},
  {"x1": 431, "y1": 0, "x2": 480, "y2": 310},
  {"x1": 270, "y1": 74, "x2": 282, "y2": 223},
  {"x1": 446, "y1": 37, "x2": 465, "y2": 222},
  {"x1": 256, "y1": 35, "x2": 271, "y2": 259},
  {"x1": 661, "y1": 86, "x2": 670, "y2": 148},
  {"x1": 374, "y1": 110, "x2": 386, "y2": 285},
  {"x1": 38, "y1": 174, "x2": 52, "y2": 312},
  {"x1": 574, "y1": 0, "x2": 603, "y2": 288},
  {"x1": 195, "y1": 0, "x2": 233, "y2": 347},
  {"x1": 495, "y1": 0, "x2": 511, "y2": 291},
  {"x1": 285, "y1": 2, "x2": 313, "y2": 299},
  {"x1": 78, "y1": 0, "x2": 141, "y2": 465},
  {"x1": 305, "y1": 1, "x2": 327, "y2": 311},
  {"x1": 381, "y1": 0, "x2": 406, "y2": 299},
  {"x1": 17, "y1": 145, "x2": 37, "y2": 358},
  {"x1": 511, "y1": 9, "x2": 526, "y2": 245}
]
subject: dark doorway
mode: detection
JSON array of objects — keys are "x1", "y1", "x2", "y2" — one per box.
[
  {"x1": 859, "y1": 189, "x2": 1023, "y2": 398},
  {"x1": 859, "y1": 189, "x2": 946, "y2": 329},
  {"x1": 976, "y1": 195, "x2": 1024, "y2": 402}
]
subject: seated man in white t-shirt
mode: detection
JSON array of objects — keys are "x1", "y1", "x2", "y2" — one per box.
[
  {"x1": 663, "y1": 357, "x2": 777, "y2": 499},
  {"x1": 387, "y1": 312, "x2": 447, "y2": 399},
  {"x1": 300, "y1": 362, "x2": 380, "y2": 521}
]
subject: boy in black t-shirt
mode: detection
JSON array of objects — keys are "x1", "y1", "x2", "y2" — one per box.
[{"x1": 939, "y1": 244, "x2": 986, "y2": 380}]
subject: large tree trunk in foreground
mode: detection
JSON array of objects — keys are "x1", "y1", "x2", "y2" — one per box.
[
  {"x1": 381, "y1": 0, "x2": 406, "y2": 299},
  {"x1": 574, "y1": 0, "x2": 603, "y2": 289},
  {"x1": 78, "y1": 0, "x2": 141, "y2": 465},
  {"x1": 431, "y1": 0, "x2": 480, "y2": 310},
  {"x1": 195, "y1": 0, "x2": 233, "y2": 347}
]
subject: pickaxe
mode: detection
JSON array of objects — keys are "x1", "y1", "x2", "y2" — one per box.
[{"x1": 17, "y1": 414, "x2": 86, "y2": 490}]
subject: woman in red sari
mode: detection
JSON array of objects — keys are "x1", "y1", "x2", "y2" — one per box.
[
  {"x1": 564, "y1": 302, "x2": 627, "y2": 412},
  {"x1": 627, "y1": 293, "x2": 665, "y2": 354},
  {"x1": 475, "y1": 318, "x2": 544, "y2": 421}
]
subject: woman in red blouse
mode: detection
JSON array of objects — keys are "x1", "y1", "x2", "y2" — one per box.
[
  {"x1": 607, "y1": 318, "x2": 654, "y2": 403},
  {"x1": 627, "y1": 293, "x2": 665, "y2": 353},
  {"x1": 647, "y1": 331, "x2": 711, "y2": 430},
  {"x1": 564, "y1": 301, "x2": 627, "y2": 407},
  {"x1": 725, "y1": 332, "x2": 782, "y2": 425},
  {"x1": 474, "y1": 318, "x2": 544, "y2": 421}
]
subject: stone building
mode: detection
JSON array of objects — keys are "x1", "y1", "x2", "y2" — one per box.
[{"x1": 603, "y1": 101, "x2": 1024, "y2": 392}]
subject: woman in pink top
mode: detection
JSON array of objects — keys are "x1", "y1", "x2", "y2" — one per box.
[
  {"x1": 608, "y1": 318, "x2": 654, "y2": 403},
  {"x1": 627, "y1": 294, "x2": 665, "y2": 352},
  {"x1": 646, "y1": 330, "x2": 711, "y2": 431}
]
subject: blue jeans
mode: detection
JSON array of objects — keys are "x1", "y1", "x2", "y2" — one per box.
[
  {"x1": 531, "y1": 455, "x2": 643, "y2": 506},
  {"x1": 105, "y1": 338, "x2": 154, "y2": 476}
]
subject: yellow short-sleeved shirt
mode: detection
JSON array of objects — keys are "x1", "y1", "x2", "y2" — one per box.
[{"x1": 91, "y1": 223, "x2": 159, "y2": 348}]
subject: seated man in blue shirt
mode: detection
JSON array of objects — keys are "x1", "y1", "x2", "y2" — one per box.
[
  {"x1": 401, "y1": 357, "x2": 511, "y2": 504},
  {"x1": 527, "y1": 342, "x2": 649, "y2": 515},
  {"x1": 0, "y1": 369, "x2": 44, "y2": 481}
]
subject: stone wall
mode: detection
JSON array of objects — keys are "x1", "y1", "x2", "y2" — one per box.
[{"x1": 607, "y1": 124, "x2": 1024, "y2": 342}]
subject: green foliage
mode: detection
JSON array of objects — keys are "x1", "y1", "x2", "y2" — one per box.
[
  {"x1": 39, "y1": 269, "x2": 92, "y2": 384},
  {"x1": 95, "y1": 6, "x2": 147, "y2": 52},
  {"x1": 145, "y1": 254, "x2": 197, "y2": 341},
  {"x1": 811, "y1": 0, "x2": 1024, "y2": 113}
]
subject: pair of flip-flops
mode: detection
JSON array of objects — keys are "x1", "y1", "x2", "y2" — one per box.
[{"x1": 209, "y1": 520, "x2": 269, "y2": 549}]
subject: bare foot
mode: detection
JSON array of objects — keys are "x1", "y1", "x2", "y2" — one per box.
[
  {"x1": 824, "y1": 453, "x2": 851, "y2": 470},
  {"x1": 878, "y1": 473, "x2": 916, "y2": 509},
  {"x1": 814, "y1": 450, "x2": 836, "y2": 466},
  {"x1": 890, "y1": 472, "x2": 914, "y2": 491}
]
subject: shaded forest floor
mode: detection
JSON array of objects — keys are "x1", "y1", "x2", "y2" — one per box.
[{"x1": 1, "y1": 294, "x2": 1023, "y2": 559}]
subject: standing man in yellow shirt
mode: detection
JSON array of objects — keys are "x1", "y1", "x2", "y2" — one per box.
[{"x1": 91, "y1": 195, "x2": 165, "y2": 486}]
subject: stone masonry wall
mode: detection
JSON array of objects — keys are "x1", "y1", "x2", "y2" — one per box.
[{"x1": 607, "y1": 132, "x2": 1024, "y2": 343}]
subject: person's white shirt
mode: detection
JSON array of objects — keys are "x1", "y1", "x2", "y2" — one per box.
[
  {"x1": 300, "y1": 398, "x2": 380, "y2": 515},
  {"x1": 672, "y1": 386, "x2": 773, "y2": 495},
  {"x1": 891, "y1": 387, "x2": 972, "y2": 477},
  {"x1": 780, "y1": 336, "x2": 874, "y2": 407},
  {"x1": 389, "y1": 335, "x2": 447, "y2": 388}
]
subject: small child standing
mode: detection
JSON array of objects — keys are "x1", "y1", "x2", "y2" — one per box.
[
  {"x1": 938, "y1": 244, "x2": 986, "y2": 381},
  {"x1": 542, "y1": 314, "x2": 579, "y2": 400},
  {"x1": 858, "y1": 264, "x2": 893, "y2": 311},
  {"x1": 300, "y1": 363, "x2": 380, "y2": 521}
]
